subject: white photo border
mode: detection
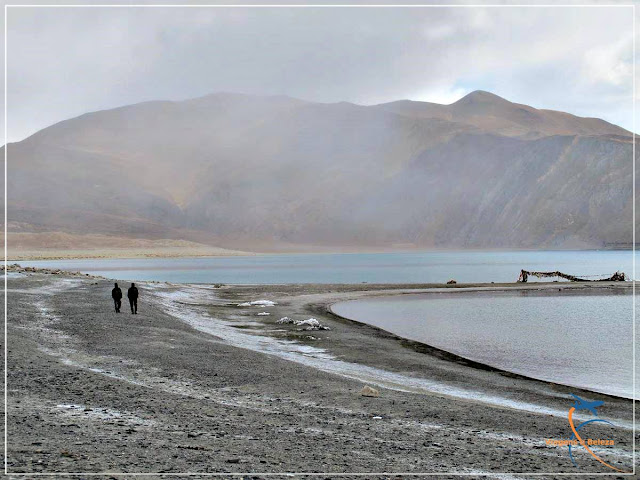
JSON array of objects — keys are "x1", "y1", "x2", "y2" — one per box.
[{"x1": 3, "y1": 3, "x2": 636, "y2": 476}]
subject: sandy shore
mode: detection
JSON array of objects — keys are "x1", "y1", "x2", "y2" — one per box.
[
  {"x1": 5, "y1": 271, "x2": 635, "y2": 477},
  {"x1": 7, "y1": 247, "x2": 255, "y2": 261},
  {"x1": 5, "y1": 232, "x2": 256, "y2": 260}
]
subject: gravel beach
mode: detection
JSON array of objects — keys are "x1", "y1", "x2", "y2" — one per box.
[{"x1": 4, "y1": 270, "x2": 635, "y2": 477}]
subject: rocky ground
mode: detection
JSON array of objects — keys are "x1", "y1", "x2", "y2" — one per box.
[{"x1": 3, "y1": 271, "x2": 635, "y2": 478}]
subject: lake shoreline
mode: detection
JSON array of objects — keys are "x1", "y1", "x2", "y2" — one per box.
[
  {"x1": 326, "y1": 285, "x2": 634, "y2": 400},
  {"x1": 7, "y1": 269, "x2": 634, "y2": 474},
  {"x1": 9, "y1": 245, "x2": 635, "y2": 262}
]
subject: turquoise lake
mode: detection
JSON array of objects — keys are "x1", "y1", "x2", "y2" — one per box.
[{"x1": 18, "y1": 250, "x2": 635, "y2": 284}]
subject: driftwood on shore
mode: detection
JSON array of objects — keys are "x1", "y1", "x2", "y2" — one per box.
[{"x1": 517, "y1": 269, "x2": 626, "y2": 283}]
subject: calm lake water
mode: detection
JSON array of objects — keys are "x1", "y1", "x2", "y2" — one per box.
[
  {"x1": 332, "y1": 290, "x2": 634, "y2": 398},
  {"x1": 18, "y1": 250, "x2": 634, "y2": 284}
]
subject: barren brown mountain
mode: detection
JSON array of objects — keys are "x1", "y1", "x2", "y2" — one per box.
[{"x1": 6, "y1": 90, "x2": 635, "y2": 252}]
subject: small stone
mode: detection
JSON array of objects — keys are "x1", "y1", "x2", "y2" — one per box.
[{"x1": 360, "y1": 386, "x2": 380, "y2": 397}]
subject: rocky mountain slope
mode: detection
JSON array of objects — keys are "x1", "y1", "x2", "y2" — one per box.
[{"x1": 6, "y1": 90, "x2": 634, "y2": 250}]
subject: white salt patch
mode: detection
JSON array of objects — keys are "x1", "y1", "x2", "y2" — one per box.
[
  {"x1": 238, "y1": 300, "x2": 277, "y2": 307},
  {"x1": 294, "y1": 318, "x2": 331, "y2": 331},
  {"x1": 7, "y1": 272, "x2": 27, "y2": 278},
  {"x1": 55, "y1": 403, "x2": 155, "y2": 426},
  {"x1": 276, "y1": 317, "x2": 329, "y2": 330},
  {"x1": 295, "y1": 318, "x2": 320, "y2": 328}
]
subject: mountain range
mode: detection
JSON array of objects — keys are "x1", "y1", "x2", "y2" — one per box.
[{"x1": 6, "y1": 90, "x2": 635, "y2": 252}]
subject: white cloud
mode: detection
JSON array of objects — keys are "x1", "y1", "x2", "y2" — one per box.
[
  {"x1": 582, "y1": 35, "x2": 633, "y2": 87},
  {"x1": 413, "y1": 86, "x2": 470, "y2": 105},
  {"x1": 423, "y1": 23, "x2": 457, "y2": 40},
  {"x1": 3, "y1": 5, "x2": 636, "y2": 141}
]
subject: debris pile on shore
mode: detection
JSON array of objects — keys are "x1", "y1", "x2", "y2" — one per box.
[
  {"x1": 4, "y1": 263, "x2": 94, "y2": 277},
  {"x1": 517, "y1": 269, "x2": 626, "y2": 283}
]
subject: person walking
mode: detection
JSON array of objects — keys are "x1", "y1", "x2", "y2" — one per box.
[
  {"x1": 111, "y1": 282, "x2": 122, "y2": 313},
  {"x1": 127, "y1": 282, "x2": 139, "y2": 314}
]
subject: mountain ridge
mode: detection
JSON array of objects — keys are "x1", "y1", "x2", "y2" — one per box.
[
  {"x1": 373, "y1": 90, "x2": 630, "y2": 139},
  {"x1": 6, "y1": 90, "x2": 634, "y2": 252}
]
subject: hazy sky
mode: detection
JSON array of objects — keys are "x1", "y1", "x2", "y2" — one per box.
[{"x1": 5, "y1": 2, "x2": 635, "y2": 142}]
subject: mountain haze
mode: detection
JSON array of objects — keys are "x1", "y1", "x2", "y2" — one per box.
[{"x1": 6, "y1": 91, "x2": 634, "y2": 251}]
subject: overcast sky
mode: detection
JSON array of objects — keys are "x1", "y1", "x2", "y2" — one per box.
[{"x1": 5, "y1": 2, "x2": 635, "y2": 142}]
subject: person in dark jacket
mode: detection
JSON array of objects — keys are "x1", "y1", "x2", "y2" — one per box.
[
  {"x1": 111, "y1": 282, "x2": 122, "y2": 313},
  {"x1": 127, "y1": 283, "x2": 139, "y2": 314}
]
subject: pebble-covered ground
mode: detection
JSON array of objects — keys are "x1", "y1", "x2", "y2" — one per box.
[{"x1": 4, "y1": 271, "x2": 634, "y2": 478}]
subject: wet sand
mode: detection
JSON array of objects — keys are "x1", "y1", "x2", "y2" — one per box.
[{"x1": 5, "y1": 271, "x2": 635, "y2": 477}]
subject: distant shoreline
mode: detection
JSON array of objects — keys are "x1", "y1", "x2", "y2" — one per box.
[
  {"x1": 7, "y1": 246, "x2": 636, "y2": 261},
  {"x1": 6, "y1": 247, "x2": 258, "y2": 261}
]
